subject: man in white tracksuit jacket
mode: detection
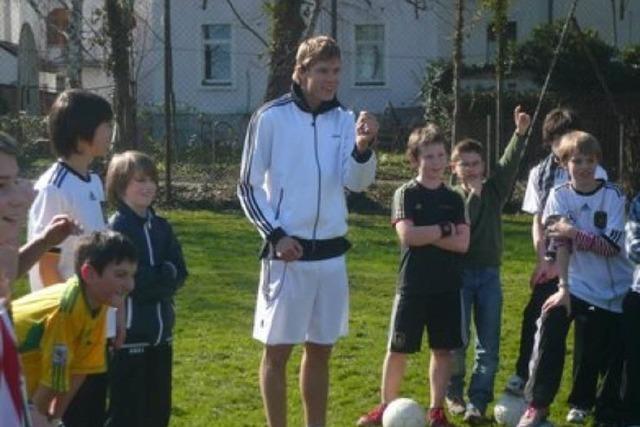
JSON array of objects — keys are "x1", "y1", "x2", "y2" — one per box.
[{"x1": 238, "y1": 36, "x2": 378, "y2": 427}]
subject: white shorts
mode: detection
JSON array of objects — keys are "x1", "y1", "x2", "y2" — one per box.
[{"x1": 253, "y1": 256, "x2": 349, "y2": 345}]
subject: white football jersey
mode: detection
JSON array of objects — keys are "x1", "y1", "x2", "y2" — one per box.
[{"x1": 28, "y1": 161, "x2": 107, "y2": 291}]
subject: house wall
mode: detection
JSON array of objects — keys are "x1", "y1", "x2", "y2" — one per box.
[
  {"x1": 137, "y1": 0, "x2": 440, "y2": 114},
  {"x1": 0, "y1": 47, "x2": 16, "y2": 84}
]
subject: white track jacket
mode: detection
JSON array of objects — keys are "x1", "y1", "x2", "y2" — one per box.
[{"x1": 238, "y1": 86, "x2": 376, "y2": 246}]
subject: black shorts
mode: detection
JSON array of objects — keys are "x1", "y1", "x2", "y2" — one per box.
[{"x1": 387, "y1": 291, "x2": 465, "y2": 353}]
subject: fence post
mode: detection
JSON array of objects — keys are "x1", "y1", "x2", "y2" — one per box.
[
  {"x1": 486, "y1": 114, "x2": 492, "y2": 177},
  {"x1": 619, "y1": 121, "x2": 624, "y2": 183}
]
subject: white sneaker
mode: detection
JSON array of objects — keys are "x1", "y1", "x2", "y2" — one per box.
[
  {"x1": 463, "y1": 403, "x2": 484, "y2": 424},
  {"x1": 445, "y1": 397, "x2": 466, "y2": 416},
  {"x1": 566, "y1": 408, "x2": 589, "y2": 424},
  {"x1": 505, "y1": 374, "x2": 525, "y2": 396}
]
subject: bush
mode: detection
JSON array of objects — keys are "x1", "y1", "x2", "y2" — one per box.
[{"x1": 0, "y1": 113, "x2": 49, "y2": 167}]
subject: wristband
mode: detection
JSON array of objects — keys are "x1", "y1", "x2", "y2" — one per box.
[{"x1": 439, "y1": 222, "x2": 453, "y2": 238}]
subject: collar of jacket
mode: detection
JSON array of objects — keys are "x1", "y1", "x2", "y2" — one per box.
[
  {"x1": 290, "y1": 82, "x2": 341, "y2": 115},
  {"x1": 117, "y1": 201, "x2": 155, "y2": 225}
]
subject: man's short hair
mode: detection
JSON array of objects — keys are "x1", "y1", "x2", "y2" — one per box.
[
  {"x1": 74, "y1": 231, "x2": 138, "y2": 278},
  {"x1": 0, "y1": 131, "x2": 18, "y2": 157},
  {"x1": 292, "y1": 36, "x2": 341, "y2": 83},
  {"x1": 557, "y1": 130, "x2": 602, "y2": 165},
  {"x1": 542, "y1": 108, "x2": 581, "y2": 146},
  {"x1": 406, "y1": 123, "x2": 446, "y2": 167},
  {"x1": 106, "y1": 151, "x2": 158, "y2": 205},
  {"x1": 452, "y1": 139, "x2": 484, "y2": 162},
  {"x1": 48, "y1": 89, "x2": 113, "y2": 158}
]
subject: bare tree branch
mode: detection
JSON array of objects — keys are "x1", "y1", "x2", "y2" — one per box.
[
  {"x1": 302, "y1": 0, "x2": 323, "y2": 40},
  {"x1": 224, "y1": 0, "x2": 269, "y2": 47}
]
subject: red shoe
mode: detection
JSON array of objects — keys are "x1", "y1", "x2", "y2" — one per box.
[
  {"x1": 357, "y1": 403, "x2": 387, "y2": 426},
  {"x1": 517, "y1": 405, "x2": 549, "y2": 427},
  {"x1": 428, "y1": 407, "x2": 455, "y2": 427}
]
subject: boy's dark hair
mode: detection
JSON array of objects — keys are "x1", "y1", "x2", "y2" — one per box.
[
  {"x1": 0, "y1": 131, "x2": 18, "y2": 157},
  {"x1": 406, "y1": 123, "x2": 446, "y2": 167},
  {"x1": 452, "y1": 138, "x2": 484, "y2": 162},
  {"x1": 106, "y1": 151, "x2": 158, "y2": 205},
  {"x1": 542, "y1": 108, "x2": 581, "y2": 146},
  {"x1": 74, "y1": 231, "x2": 138, "y2": 277},
  {"x1": 48, "y1": 89, "x2": 113, "y2": 158}
]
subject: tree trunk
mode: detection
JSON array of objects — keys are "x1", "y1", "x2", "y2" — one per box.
[
  {"x1": 67, "y1": 0, "x2": 83, "y2": 88},
  {"x1": 451, "y1": 0, "x2": 464, "y2": 150},
  {"x1": 264, "y1": 0, "x2": 306, "y2": 101},
  {"x1": 164, "y1": 0, "x2": 175, "y2": 203},
  {"x1": 105, "y1": 0, "x2": 137, "y2": 150},
  {"x1": 331, "y1": 0, "x2": 337, "y2": 39},
  {"x1": 494, "y1": 0, "x2": 507, "y2": 167}
]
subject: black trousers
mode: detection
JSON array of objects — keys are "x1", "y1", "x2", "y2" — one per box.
[
  {"x1": 107, "y1": 344, "x2": 173, "y2": 427},
  {"x1": 525, "y1": 295, "x2": 623, "y2": 422},
  {"x1": 622, "y1": 292, "x2": 640, "y2": 425},
  {"x1": 568, "y1": 299, "x2": 623, "y2": 420},
  {"x1": 515, "y1": 279, "x2": 558, "y2": 381},
  {"x1": 62, "y1": 373, "x2": 108, "y2": 427}
]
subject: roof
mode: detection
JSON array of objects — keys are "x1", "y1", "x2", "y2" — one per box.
[{"x1": 0, "y1": 41, "x2": 18, "y2": 56}]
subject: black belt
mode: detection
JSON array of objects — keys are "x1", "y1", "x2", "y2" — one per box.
[{"x1": 260, "y1": 236, "x2": 351, "y2": 261}]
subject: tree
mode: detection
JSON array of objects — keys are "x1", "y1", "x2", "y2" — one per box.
[
  {"x1": 164, "y1": 0, "x2": 176, "y2": 203},
  {"x1": 451, "y1": 0, "x2": 464, "y2": 148},
  {"x1": 67, "y1": 0, "x2": 84, "y2": 88},
  {"x1": 104, "y1": 0, "x2": 137, "y2": 150},
  {"x1": 514, "y1": 21, "x2": 626, "y2": 94},
  {"x1": 481, "y1": 0, "x2": 510, "y2": 166},
  {"x1": 263, "y1": 0, "x2": 321, "y2": 101}
]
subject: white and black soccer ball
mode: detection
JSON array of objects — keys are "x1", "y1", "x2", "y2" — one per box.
[
  {"x1": 494, "y1": 393, "x2": 528, "y2": 427},
  {"x1": 382, "y1": 398, "x2": 426, "y2": 427}
]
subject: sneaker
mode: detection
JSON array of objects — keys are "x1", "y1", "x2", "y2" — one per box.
[
  {"x1": 566, "y1": 407, "x2": 589, "y2": 424},
  {"x1": 356, "y1": 403, "x2": 387, "y2": 426},
  {"x1": 463, "y1": 403, "x2": 484, "y2": 424},
  {"x1": 505, "y1": 374, "x2": 526, "y2": 396},
  {"x1": 446, "y1": 397, "x2": 467, "y2": 416},
  {"x1": 428, "y1": 407, "x2": 455, "y2": 427},
  {"x1": 516, "y1": 405, "x2": 549, "y2": 427}
]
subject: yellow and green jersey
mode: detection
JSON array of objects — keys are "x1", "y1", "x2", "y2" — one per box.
[{"x1": 12, "y1": 276, "x2": 107, "y2": 397}]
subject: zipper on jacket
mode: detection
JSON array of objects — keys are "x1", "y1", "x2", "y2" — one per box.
[
  {"x1": 275, "y1": 188, "x2": 284, "y2": 220},
  {"x1": 311, "y1": 116, "x2": 322, "y2": 249},
  {"x1": 126, "y1": 297, "x2": 132, "y2": 329},
  {"x1": 154, "y1": 302, "x2": 164, "y2": 345},
  {"x1": 144, "y1": 219, "x2": 155, "y2": 266}
]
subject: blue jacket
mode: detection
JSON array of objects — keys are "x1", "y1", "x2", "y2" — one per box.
[{"x1": 109, "y1": 203, "x2": 187, "y2": 347}]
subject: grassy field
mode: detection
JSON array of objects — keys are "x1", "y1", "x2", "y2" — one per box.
[
  {"x1": 12, "y1": 209, "x2": 575, "y2": 426},
  {"x1": 159, "y1": 210, "x2": 577, "y2": 427}
]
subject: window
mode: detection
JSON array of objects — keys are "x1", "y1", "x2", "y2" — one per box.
[
  {"x1": 354, "y1": 24, "x2": 385, "y2": 86},
  {"x1": 486, "y1": 21, "x2": 517, "y2": 63},
  {"x1": 47, "y1": 8, "x2": 69, "y2": 48},
  {"x1": 202, "y1": 24, "x2": 232, "y2": 86}
]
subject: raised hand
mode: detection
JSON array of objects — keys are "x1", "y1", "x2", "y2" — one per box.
[
  {"x1": 514, "y1": 105, "x2": 531, "y2": 137},
  {"x1": 355, "y1": 111, "x2": 379, "y2": 153}
]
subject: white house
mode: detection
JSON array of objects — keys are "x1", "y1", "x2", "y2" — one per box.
[
  {"x1": 0, "y1": 0, "x2": 113, "y2": 98},
  {"x1": 135, "y1": 0, "x2": 640, "y2": 116},
  {"x1": 0, "y1": 0, "x2": 637, "y2": 116}
]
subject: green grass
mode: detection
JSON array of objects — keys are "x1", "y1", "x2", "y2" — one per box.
[
  {"x1": 12, "y1": 210, "x2": 575, "y2": 426},
  {"x1": 162, "y1": 210, "x2": 577, "y2": 426}
]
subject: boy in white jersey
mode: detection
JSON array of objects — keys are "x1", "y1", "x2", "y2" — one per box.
[
  {"x1": 517, "y1": 131, "x2": 632, "y2": 427},
  {"x1": 623, "y1": 195, "x2": 640, "y2": 426},
  {"x1": 28, "y1": 89, "x2": 114, "y2": 427}
]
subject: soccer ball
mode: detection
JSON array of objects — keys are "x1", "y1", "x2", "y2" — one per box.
[
  {"x1": 494, "y1": 393, "x2": 527, "y2": 427},
  {"x1": 382, "y1": 398, "x2": 426, "y2": 427}
]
